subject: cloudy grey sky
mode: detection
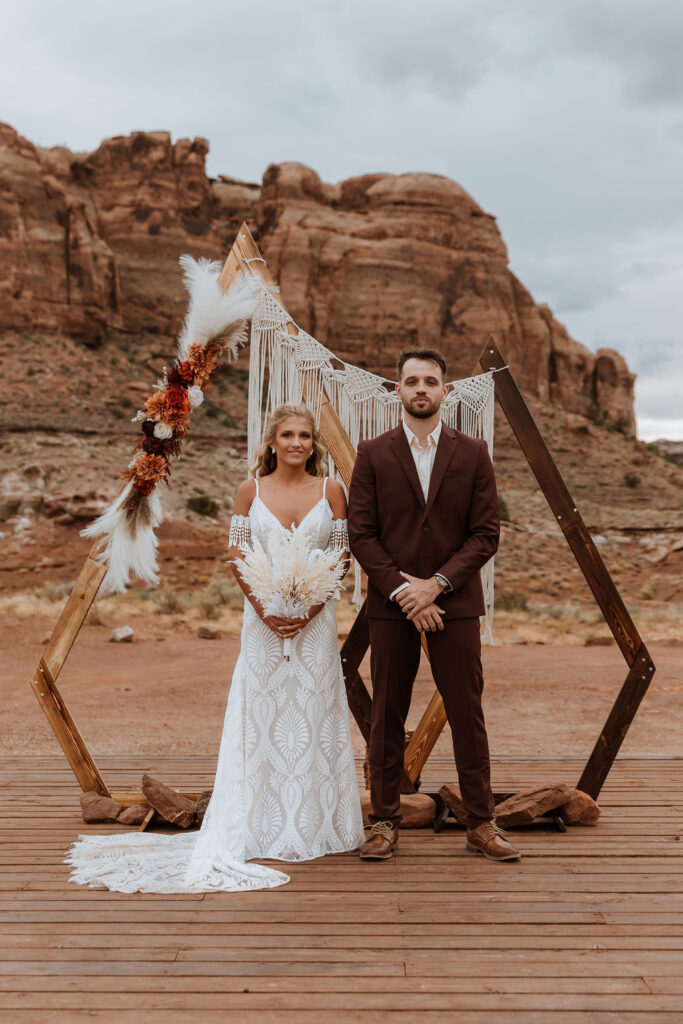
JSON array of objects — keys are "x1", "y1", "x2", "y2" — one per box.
[{"x1": 3, "y1": 0, "x2": 682, "y2": 438}]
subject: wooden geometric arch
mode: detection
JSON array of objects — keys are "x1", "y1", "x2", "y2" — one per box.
[{"x1": 28, "y1": 222, "x2": 655, "y2": 806}]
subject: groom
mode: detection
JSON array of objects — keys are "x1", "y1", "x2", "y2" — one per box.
[{"x1": 348, "y1": 349, "x2": 520, "y2": 863}]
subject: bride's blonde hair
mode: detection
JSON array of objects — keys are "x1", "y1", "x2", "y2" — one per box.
[{"x1": 251, "y1": 404, "x2": 327, "y2": 478}]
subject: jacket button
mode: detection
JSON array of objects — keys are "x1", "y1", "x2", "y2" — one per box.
[{"x1": 422, "y1": 523, "x2": 429, "y2": 531}]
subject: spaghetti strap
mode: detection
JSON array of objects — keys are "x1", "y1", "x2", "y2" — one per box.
[
  {"x1": 322, "y1": 477, "x2": 328, "y2": 499},
  {"x1": 254, "y1": 477, "x2": 260, "y2": 497}
]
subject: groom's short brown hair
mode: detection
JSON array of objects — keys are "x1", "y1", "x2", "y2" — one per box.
[{"x1": 397, "y1": 348, "x2": 447, "y2": 381}]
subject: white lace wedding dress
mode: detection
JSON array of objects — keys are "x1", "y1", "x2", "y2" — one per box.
[{"x1": 66, "y1": 479, "x2": 364, "y2": 893}]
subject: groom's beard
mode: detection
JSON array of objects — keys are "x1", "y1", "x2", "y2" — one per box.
[{"x1": 403, "y1": 396, "x2": 442, "y2": 418}]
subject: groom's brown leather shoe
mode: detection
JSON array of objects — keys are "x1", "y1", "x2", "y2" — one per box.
[
  {"x1": 359, "y1": 821, "x2": 399, "y2": 860},
  {"x1": 466, "y1": 820, "x2": 521, "y2": 861}
]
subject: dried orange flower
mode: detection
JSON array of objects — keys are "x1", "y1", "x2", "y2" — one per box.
[
  {"x1": 187, "y1": 342, "x2": 222, "y2": 384},
  {"x1": 134, "y1": 453, "x2": 167, "y2": 484},
  {"x1": 145, "y1": 391, "x2": 170, "y2": 422}
]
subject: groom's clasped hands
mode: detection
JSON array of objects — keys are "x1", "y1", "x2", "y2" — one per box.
[{"x1": 395, "y1": 572, "x2": 445, "y2": 632}]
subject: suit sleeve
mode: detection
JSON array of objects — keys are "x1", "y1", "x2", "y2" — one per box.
[
  {"x1": 347, "y1": 442, "x2": 405, "y2": 600},
  {"x1": 437, "y1": 440, "x2": 500, "y2": 590}
]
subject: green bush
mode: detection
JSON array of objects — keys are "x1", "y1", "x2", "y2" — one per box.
[
  {"x1": 154, "y1": 587, "x2": 188, "y2": 614},
  {"x1": 496, "y1": 588, "x2": 529, "y2": 612},
  {"x1": 498, "y1": 494, "x2": 510, "y2": 523},
  {"x1": 186, "y1": 492, "x2": 219, "y2": 517},
  {"x1": 623, "y1": 472, "x2": 641, "y2": 489},
  {"x1": 195, "y1": 574, "x2": 240, "y2": 620}
]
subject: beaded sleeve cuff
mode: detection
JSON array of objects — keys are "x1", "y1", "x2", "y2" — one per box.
[
  {"x1": 328, "y1": 518, "x2": 350, "y2": 552},
  {"x1": 228, "y1": 514, "x2": 252, "y2": 551}
]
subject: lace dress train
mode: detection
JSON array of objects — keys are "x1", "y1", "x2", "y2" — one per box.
[{"x1": 66, "y1": 484, "x2": 364, "y2": 893}]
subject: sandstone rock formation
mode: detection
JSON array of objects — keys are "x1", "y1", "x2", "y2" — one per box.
[{"x1": 0, "y1": 122, "x2": 635, "y2": 430}]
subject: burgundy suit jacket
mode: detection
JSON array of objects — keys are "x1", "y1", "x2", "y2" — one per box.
[{"x1": 347, "y1": 422, "x2": 500, "y2": 620}]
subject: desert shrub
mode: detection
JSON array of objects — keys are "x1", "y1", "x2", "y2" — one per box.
[
  {"x1": 498, "y1": 494, "x2": 510, "y2": 523},
  {"x1": 545, "y1": 602, "x2": 581, "y2": 621},
  {"x1": 35, "y1": 580, "x2": 75, "y2": 602},
  {"x1": 496, "y1": 588, "x2": 529, "y2": 612},
  {"x1": 195, "y1": 574, "x2": 240, "y2": 619},
  {"x1": 624, "y1": 472, "x2": 641, "y2": 489},
  {"x1": 154, "y1": 587, "x2": 189, "y2": 614},
  {"x1": 186, "y1": 492, "x2": 219, "y2": 517}
]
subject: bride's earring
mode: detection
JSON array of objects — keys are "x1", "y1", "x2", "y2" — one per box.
[{"x1": 270, "y1": 447, "x2": 276, "y2": 455}]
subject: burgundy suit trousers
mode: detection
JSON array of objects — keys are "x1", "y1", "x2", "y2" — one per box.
[{"x1": 368, "y1": 616, "x2": 495, "y2": 830}]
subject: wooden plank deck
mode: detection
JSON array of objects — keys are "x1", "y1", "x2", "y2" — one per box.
[{"x1": 1, "y1": 755, "x2": 683, "y2": 1022}]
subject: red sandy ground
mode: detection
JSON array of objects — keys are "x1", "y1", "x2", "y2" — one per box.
[{"x1": 3, "y1": 608, "x2": 681, "y2": 767}]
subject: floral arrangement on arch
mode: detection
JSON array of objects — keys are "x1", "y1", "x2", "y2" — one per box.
[
  {"x1": 125, "y1": 340, "x2": 222, "y2": 500},
  {"x1": 82, "y1": 256, "x2": 259, "y2": 594}
]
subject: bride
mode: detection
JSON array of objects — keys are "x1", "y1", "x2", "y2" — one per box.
[{"x1": 66, "y1": 403, "x2": 364, "y2": 892}]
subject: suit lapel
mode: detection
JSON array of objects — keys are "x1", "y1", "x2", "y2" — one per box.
[
  {"x1": 424, "y1": 425, "x2": 459, "y2": 519},
  {"x1": 389, "y1": 425, "x2": 425, "y2": 508}
]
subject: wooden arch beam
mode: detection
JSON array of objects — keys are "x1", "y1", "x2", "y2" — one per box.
[{"x1": 27, "y1": 223, "x2": 654, "y2": 806}]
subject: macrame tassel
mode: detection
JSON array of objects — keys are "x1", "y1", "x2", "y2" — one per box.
[
  {"x1": 480, "y1": 557, "x2": 494, "y2": 646},
  {"x1": 352, "y1": 559, "x2": 363, "y2": 611}
]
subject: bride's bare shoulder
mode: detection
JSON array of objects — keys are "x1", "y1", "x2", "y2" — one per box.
[
  {"x1": 233, "y1": 478, "x2": 257, "y2": 516},
  {"x1": 325, "y1": 477, "x2": 347, "y2": 517}
]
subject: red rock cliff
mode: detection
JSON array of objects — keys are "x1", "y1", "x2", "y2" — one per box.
[{"x1": 0, "y1": 124, "x2": 634, "y2": 431}]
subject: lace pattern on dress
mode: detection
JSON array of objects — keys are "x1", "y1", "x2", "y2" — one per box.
[
  {"x1": 229, "y1": 514, "x2": 252, "y2": 550},
  {"x1": 327, "y1": 518, "x2": 349, "y2": 552},
  {"x1": 65, "y1": 493, "x2": 364, "y2": 894}
]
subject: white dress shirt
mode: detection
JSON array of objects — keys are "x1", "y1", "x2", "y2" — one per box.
[
  {"x1": 389, "y1": 419, "x2": 451, "y2": 601},
  {"x1": 402, "y1": 419, "x2": 442, "y2": 501}
]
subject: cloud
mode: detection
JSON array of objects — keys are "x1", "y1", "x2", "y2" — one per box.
[
  {"x1": 637, "y1": 418, "x2": 683, "y2": 441},
  {"x1": 1, "y1": 0, "x2": 681, "y2": 438},
  {"x1": 511, "y1": 251, "x2": 624, "y2": 315},
  {"x1": 561, "y1": 0, "x2": 683, "y2": 106}
]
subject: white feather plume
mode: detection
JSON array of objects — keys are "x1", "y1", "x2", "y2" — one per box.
[
  {"x1": 82, "y1": 484, "x2": 164, "y2": 594},
  {"x1": 176, "y1": 256, "x2": 258, "y2": 361},
  {"x1": 82, "y1": 259, "x2": 259, "y2": 594}
]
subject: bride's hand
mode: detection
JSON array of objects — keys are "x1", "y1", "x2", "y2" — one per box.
[{"x1": 263, "y1": 615, "x2": 308, "y2": 638}]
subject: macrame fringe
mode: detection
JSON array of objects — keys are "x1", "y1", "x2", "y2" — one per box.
[
  {"x1": 246, "y1": 288, "x2": 497, "y2": 641},
  {"x1": 86, "y1": 265, "x2": 496, "y2": 640}
]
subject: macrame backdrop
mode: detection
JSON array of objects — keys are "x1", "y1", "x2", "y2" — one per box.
[
  {"x1": 246, "y1": 287, "x2": 496, "y2": 643},
  {"x1": 82, "y1": 260, "x2": 496, "y2": 641}
]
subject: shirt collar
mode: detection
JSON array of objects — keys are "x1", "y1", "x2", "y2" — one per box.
[{"x1": 402, "y1": 418, "x2": 442, "y2": 448}]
